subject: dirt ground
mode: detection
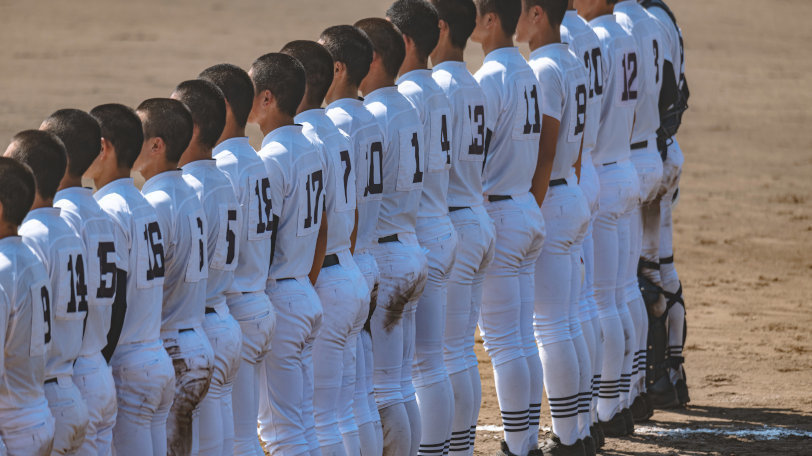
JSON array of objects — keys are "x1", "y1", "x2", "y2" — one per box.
[{"x1": 1, "y1": 0, "x2": 810, "y2": 454}]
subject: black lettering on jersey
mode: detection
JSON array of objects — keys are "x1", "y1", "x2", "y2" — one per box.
[
  {"x1": 622, "y1": 52, "x2": 639, "y2": 102},
  {"x1": 226, "y1": 209, "x2": 237, "y2": 265},
  {"x1": 254, "y1": 177, "x2": 273, "y2": 234},
  {"x1": 196, "y1": 216, "x2": 205, "y2": 272},
  {"x1": 97, "y1": 242, "x2": 116, "y2": 299},
  {"x1": 468, "y1": 105, "x2": 486, "y2": 156},
  {"x1": 66, "y1": 253, "x2": 89, "y2": 314},
  {"x1": 340, "y1": 150, "x2": 352, "y2": 204},
  {"x1": 584, "y1": 48, "x2": 604, "y2": 98},
  {"x1": 440, "y1": 114, "x2": 451, "y2": 164},
  {"x1": 304, "y1": 170, "x2": 324, "y2": 229},
  {"x1": 653, "y1": 39, "x2": 660, "y2": 83},
  {"x1": 40, "y1": 286, "x2": 51, "y2": 344},
  {"x1": 366, "y1": 141, "x2": 383, "y2": 197},
  {"x1": 575, "y1": 84, "x2": 588, "y2": 136},
  {"x1": 143, "y1": 221, "x2": 165, "y2": 281},
  {"x1": 411, "y1": 132, "x2": 423, "y2": 184},
  {"x1": 523, "y1": 86, "x2": 541, "y2": 135}
]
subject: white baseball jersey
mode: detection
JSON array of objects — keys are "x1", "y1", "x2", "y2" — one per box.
[
  {"x1": 529, "y1": 43, "x2": 590, "y2": 180},
  {"x1": 474, "y1": 47, "x2": 542, "y2": 197},
  {"x1": 258, "y1": 125, "x2": 326, "y2": 280},
  {"x1": 296, "y1": 109, "x2": 356, "y2": 255},
  {"x1": 20, "y1": 208, "x2": 87, "y2": 380},
  {"x1": 397, "y1": 70, "x2": 452, "y2": 218},
  {"x1": 615, "y1": 0, "x2": 667, "y2": 143},
  {"x1": 141, "y1": 171, "x2": 209, "y2": 331},
  {"x1": 182, "y1": 160, "x2": 241, "y2": 310},
  {"x1": 647, "y1": 4, "x2": 685, "y2": 95},
  {"x1": 432, "y1": 61, "x2": 491, "y2": 208},
  {"x1": 0, "y1": 236, "x2": 50, "y2": 417},
  {"x1": 95, "y1": 178, "x2": 165, "y2": 347},
  {"x1": 363, "y1": 86, "x2": 425, "y2": 237},
  {"x1": 588, "y1": 14, "x2": 639, "y2": 165},
  {"x1": 54, "y1": 187, "x2": 118, "y2": 359},
  {"x1": 214, "y1": 137, "x2": 272, "y2": 295},
  {"x1": 562, "y1": 10, "x2": 605, "y2": 165},
  {"x1": 325, "y1": 98, "x2": 384, "y2": 252}
]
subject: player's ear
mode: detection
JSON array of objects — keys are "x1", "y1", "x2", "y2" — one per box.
[
  {"x1": 334, "y1": 61, "x2": 345, "y2": 77},
  {"x1": 438, "y1": 19, "x2": 449, "y2": 35}
]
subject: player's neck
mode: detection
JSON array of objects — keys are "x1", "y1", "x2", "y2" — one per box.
[
  {"x1": 324, "y1": 83, "x2": 360, "y2": 105},
  {"x1": 259, "y1": 112, "x2": 294, "y2": 137},
  {"x1": 431, "y1": 44, "x2": 465, "y2": 65},
  {"x1": 399, "y1": 52, "x2": 428, "y2": 76},
  {"x1": 179, "y1": 141, "x2": 212, "y2": 168},
  {"x1": 93, "y1": 166, "x2": 130, "y2": 190},
  {"x1": 141, "y1": 164, "x2": 177, "y2": 183},
  {"x1": 481, "y1": 33, "x2": 514, "y2": 56},
  {"x1": 57, "y1": 173, "x2": 83, "y2": 192},
  {"x1": 0, "y1": 222, "x2": 17, "y2": 240},
  {"x1": 529, "y1": 27, "x2": 561, "y2": 52},
  {"x1": 218, "y1": 124, "x2": 247, "y2": 144},
  {"x1": 30, "y1": 194, "x2": 53, "y2": 211},
  {"x1": 296, "y1": 99, "x2": 322, "y2": 116}
]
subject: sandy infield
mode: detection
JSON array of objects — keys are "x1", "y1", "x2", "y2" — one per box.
[{"x1": 2, "y1": 0, "x2": 810, "y2": 454}]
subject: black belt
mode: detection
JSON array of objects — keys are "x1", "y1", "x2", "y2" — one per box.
[
  {"x1": 322, "y1": 254, "x2": 340, "y2": 268},
  {"x1": 631, "y1": 141, "x2": 648, "y2": 150},
  {"x1": 378, "y1": 234, "x2": 399, "y2": 244},
  {"x1": 449, "y1": 206, "x2": 469, "y2": 212},
  {"x1": 45, "y1": 378, "x2": 57, "y2": 385},
  {"x1": 487, "y1": 195, "x2": 512, "y2": 203},
  {"x1": 205, "y1": 307, "x2": 217, "y2": 315},
  {"x1": 550, "y1": 178, "x2": 567, "y2": 187},
  {"x1": 602, "y1": 161, "x2": 617, "y2": 167},
  {"x1": 179, "y1": 328, "x2": 195, "y2": 333}
]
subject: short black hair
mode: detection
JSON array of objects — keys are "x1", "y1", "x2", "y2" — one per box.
[
  {"x1": 5, "y1": 130, "x2": 67, "y2": 201},
  {"x1": 475, "y1": 0, "x2": 522, "y2": 36},
  {"x1": 136, "y1": 98, "x2": 194, "y2": 163},
  {"x1": 198, "y1": 63, "x2": 255, "y2": 129},
  {"x1": 280, "y1": 40, "x2": 335, "y2": 107},
  {"x1": 319, "y1": 25, "x2": 374, "y2": 87},
  {"x1": 386, "y1": 0, "x2": 441, "y2": 61},
  {"x1": 354, "y1": 18, "x2": 406, "y2": 79},
  {"x1": 0, "y1": 157, "x2": 36, "y2": 226},
  {"x1": 525, "y1": 0, "x2": 567, "y2": 26},
  {"x1": 40, "y1": 109, "x2": 101, "y2": 177},
  {"x1": 430, "y1": 0, "x2": 477, "y2": 49},
  {"x1": 90, "y1": 103, "x2": 144, "y2": 169},
  {"x1": 250, "y1": 53, "x2": 307, "y2": 118},
  {"x1": 173, "y1": 79, "x2": 227, "y2": 149}
]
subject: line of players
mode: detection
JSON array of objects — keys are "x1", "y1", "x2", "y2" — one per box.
[{"x1": 0, "y1": 0, "x2": 690, "y2": 455}]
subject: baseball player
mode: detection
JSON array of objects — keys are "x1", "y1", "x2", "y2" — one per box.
[
  {"x1": 387, "y1": 2, "x2": 459, "y2": 455},
  {"x1": 470, "y1": 1, "x2": 547, "y2": 454},
  {"x1": 280, "y1": 40, "x2": 366, "y2": 456},
  {"x1": 428, "y1": 0, "x2": 497, "y2": 454},
  {"x1": 133, "y1": 98, "x2": 214, "y2": 456},
  {"x1": 516, "y1": 0, "x2": 593, "y2": 453},
  {"x1": 249, "y1": 53, "x2": 328, "y2": 456},
  {"x1": 573, "y1": 0, "x2": 640, "y2": 437},
  {"x1": 354, "y1": 17, "x2": 430, "y2": 456},
  {"x1": 0, "y1": 157, "x2": 55, "y2": 456},
  {"x1": 173, "y1": 80, "x2": 245, "y2": 456},
  {"x1": 614, "y1": 0, "x2": 669, "y2": 422},
  {"x1": 560, "y1": 2, "x2": 606, "y2": 448},
  {"x1": 200, "y1": 63, "x2": 276, "y2": 456},
  {"x1": 640, "y1": 0, "x2": 689, "y2": 410},
  {"x1": 86, "y1": 103, "x2": 175, "y2": 456},
  {"x1": 43, "y1": 109, "x2": 120, "y2": 456},
  {"x1": 7, "y1": 131, "x2": 91, "y2": 455},
  {"x1": 320, "y1": 24, "x2": 386, "y2": 456}
]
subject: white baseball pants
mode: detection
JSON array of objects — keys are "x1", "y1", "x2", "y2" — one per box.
[
  {"x1": 73, "y1": 353, "x2": 116, "y2": 456},
  {"x1": 45, "y1": 375, "x2": 89, "y2": 455},
  {"x1": 0, "y1": 411, "x2": 54, "y2": 456}
]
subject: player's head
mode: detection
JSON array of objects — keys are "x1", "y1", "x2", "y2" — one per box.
[
  {"x1": 429, "y1": 0, "x2": 477, "y2": 52},
  {"x1": 248, "y1": 53, "x2": 306, "y2": 127},
  {"x1": 354, "y1": 18, "x2": 406, "y2": 90},
  {"x1": 89, "y1": 103, "x2": 144, "y2": 173},
  {"x1": 471, "y1": 0, "x2": 522, "y2": 43},
  {"x1": 171, "y1": 79, "x2": 227, "y2": 151},
  {"x1": 3, "y1": 130, "x2": 67, "y2": 203},
  {"x1": 386, "y1": 0, "x2": 441, "y2": 63},
  {"x1": 134, "y1": 98, "x2": 194, "y2": 176},
  {"x1": 0, "y1": 157, "x2": 36, "y2": 230},
  {"x1": 39, "y1": 108, "x2": 102, "y2": 180},
  {"x1": 516, "y1": 0, "x2": 567, "y2": 44},
  {"x1": 319, "y1": 25, "x2": 374, "y2": 88},
  {"x1": 574, "y1": 0, "x2": 615, "y2": 20},
  {"x1": 280, "y1": 40, "x2": 334, "y2": 109},
  {"x1": 198, "y1": 63, "x2": 255, "y2": 137}
]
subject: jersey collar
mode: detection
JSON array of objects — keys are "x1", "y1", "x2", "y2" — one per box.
[
  {"x1": 213, "y1": 137, "x2": 252, "y2": 157},
  {"x1": 260, "y1": 124, "x2": 302, "y2": 149},
  {"x1": 54, "y1": 186, "x2": 93, "y2": 203},
  {"x1": 94, "y1": 178, "x2": 134, "y2": 200},
  {"x1": 141, "y1": 169, "x2": 182, "y2": 193}
]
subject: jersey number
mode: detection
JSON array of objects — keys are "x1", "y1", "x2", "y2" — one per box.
[
  {"x1": 143, "y1": 221, "x2": 165, "y2": 281},
  {"x1": 584, "y1": 48, "x2": 604, "y2": 98},
  {"x1": 621, "y1": 52, "x2": 639, "y2": 102},
  {"x1": 411, "y1": 132, "x2": 423, "y2": 184},
  {"x1": 653, "y1": 39, "x2": 660, "y2": 83},
  {"x1": 225, "y1": 209, "x2": 237, "y2": 265},
  {"x1": 523, "y1": 85, "x2": 541, "y2": 135},
  {"x1": 340, "y1": 150, "x2": 352, "y2": 204},
  {"x1": 440, "y1": 114, "x2": 451, "y2": 165},
  {"x1": 304, "y1": 170, "x2": 324, "y2": 229},
  {"x1": 366, "y1": 141, "x2": 383, "y2": 197},
  {"x1": 468, "y1": 105, "x2": 485, "y2": 156},
  {"x1": 96, "y1": 241, "x2": 116, "y2": 299},
  {"x1": 66, "y1": 253, "x2": 88, "y2": 314},
  {"x1": 41, "y1": 286, "x2": 52, "y2": 344},
  {"x1": 196, "y1": 217, "x2": 205, "y2": 272},
  {"x1": 574, "y1": 83, "x2": 588, "y2": 137},
  {"x1": 254, "y1": 177, "x2": 273, "y2": 235}
]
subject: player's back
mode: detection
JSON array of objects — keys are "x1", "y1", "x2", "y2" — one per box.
[
  {"x1": 0, "y1": 237, "x2": 51, "y2": 420},
  {"x1": 615, "y1": 0, "x2": 666, "y2": 143},
  {"x1": 529, "y1": 43, "x2": 589, "y2": 180},
  {"x1": 182, "y1": 160, "x2": 241, "y2": 311},
  {"x1": 214, "y1": 137, "x2": 272, "y2": 297},
  {"x1": 474, "y1": 47, "x2": 541, "y2": 197},
  {"x1": 142, "y1": 170, "x2": 208, "y2": 331},
  {"x1": 325, "y1": 98, "x2": 384, "y2": 253},
  {"x1": 589, "y1": 14, "x2": 638, "y2": 165},
  {"x1": 562, "y1": 11, "x2": 604, "y2": 163},
  {"x1": 258, "y1": 125, "x2": 325, "y2": 280},
  {"x1": 645, "y1": 1, "x2": 685, "y2": 93},
  {"x1": 94, "y1": 178, "x2": 165, "y2": 349},
  {"x1": 296, "y1": 109, "x2": 356, "y2": 256},
  {"x1": 54, "y1": 188, "x2": 118, "y2": 360},
  {"x1": 363, "y1": 86, "x2": 425, "y2": 238},
  {"x1": 397, "y1": 69, "x2": 452, "y2": 219},
  {"x1": 20, "y1": 207, "x2": 87, "y2": 380}
]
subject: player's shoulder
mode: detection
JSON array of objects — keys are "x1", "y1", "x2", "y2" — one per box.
[{"x1": 0, "y1": 236, "x2": 46, "y2": 296}]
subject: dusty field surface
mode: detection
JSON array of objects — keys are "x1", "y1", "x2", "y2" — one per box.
[{"x1": 1, "y1": 0, "x2": 810, "y2": 454}]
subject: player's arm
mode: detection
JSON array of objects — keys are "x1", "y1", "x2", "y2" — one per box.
[
  {"x1": 575, "y1": 131, "x2": 584, "y2": 183},
  {"x1": 531, "y1": 115, "x2": 559, "y2": 208},
  {"x1": 349, "y1": 208, "x2": 358, "y2": 254},
  {"x1": 309, "y1": 214, "x2": 328, "y2": 285}
]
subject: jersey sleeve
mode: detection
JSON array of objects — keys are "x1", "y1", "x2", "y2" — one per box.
[{"x1": 538, "y1": 61, "x2": 566, "y2": 121}]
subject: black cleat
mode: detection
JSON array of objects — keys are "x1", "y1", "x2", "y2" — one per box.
[
  {"x1": 599, "y1": 412, "x2": 628, "y2": 438},
  {"x1": 675, "y1": 378, "x2": 691, "y2": 406},
  {"x1": 630, "y1": 395, "x2": 653, "y2": 422},
  {"x1": 621, "y1": 408, "x2": 635, "y2": 435},
  {"x1": 648, "y1": 376, "x2": 679, "y2": 409},
  {"x1": 537, "y1": 434, "x2": 586, "y2": 456},
  {"x1": 495, "y1": 440, "x2": 520, "y2": 456},
  {"x1": 592, "y1": 424, "x2": 605, "y2": 448},
  {"x1": 582, "y1": 435, "x2": 597, "y2": 456}
]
